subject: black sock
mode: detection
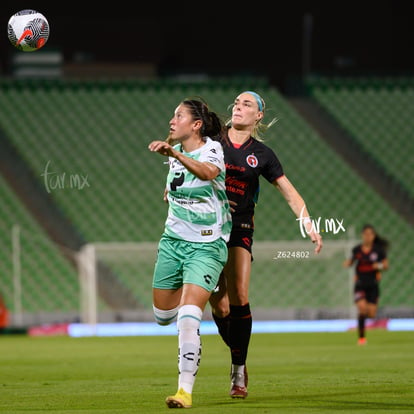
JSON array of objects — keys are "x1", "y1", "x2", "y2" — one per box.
[
  {"x1": 358, "y1": 314, "x2": 366, "y2": 338},
  {"x1": 229, "y1": 304, "x2": 252, "y2": 366},
  {"x1": 212, "y1": 313, "x2": 230, "y2": 347}
]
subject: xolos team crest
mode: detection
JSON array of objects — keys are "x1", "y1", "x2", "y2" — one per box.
[{"x1": 246, "y1": 154, "x2": 258, "y2": 168}]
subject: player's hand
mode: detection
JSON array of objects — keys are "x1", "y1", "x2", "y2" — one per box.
[
  {"x1": 163, "y1": 188, "x2": 169, "y2": 203},
  {"x1": 310, "y1": 231, "x2": 323, "y2": 254},
  {"x1": 148, "y1": 141, "x2": 176, "y2": 157},
  {"x1": 228, "y1": 200, "x2": 237, "y2": 213},
  {"x1": 372, "y1": 261, "x2": 386, "y2": 271}
]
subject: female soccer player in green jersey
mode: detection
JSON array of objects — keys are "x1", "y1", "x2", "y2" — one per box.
[{"x1": 148, "y1": 98, "x2": 231, "y2": 409}]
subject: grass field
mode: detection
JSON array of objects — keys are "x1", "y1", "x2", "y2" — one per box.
[{"x1": 0, "y1": 331, "x2": 413, "y2": 413}]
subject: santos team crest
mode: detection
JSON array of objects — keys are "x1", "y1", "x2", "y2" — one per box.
[{"x1": 246, "y1": 154, "x2": 258, "y2": 168}]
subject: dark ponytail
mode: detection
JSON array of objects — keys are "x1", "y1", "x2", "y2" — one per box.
[
  {"x1": 204, "y1": 110, "x2": 223, "y2": 137},
  {"x1": 182, "y1": 98, "x2": 224, "y2": 138},
  {"x1": 362, "y1": 224, "x2": 390, "y2": 252}
]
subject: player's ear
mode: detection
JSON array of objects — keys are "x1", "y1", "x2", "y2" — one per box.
[
  {"x1": 256, "y1": 111, "x2": 264, "y2": 123},
  {"x1": 193, "y1": 119, "x2": 203, "y2": 132}
]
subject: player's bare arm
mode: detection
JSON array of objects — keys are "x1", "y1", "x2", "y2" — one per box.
[
  {"x1": 373, "y1": 257, "x2": 389, "y2": 271},
  {"x1": 274, "y1": 175, "x2": 323, "y2": 254},
  {"x1": 343, "y1": 258, "x2": 353, "y2": 268}
]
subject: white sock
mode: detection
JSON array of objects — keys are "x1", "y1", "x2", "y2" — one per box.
[
  {"x1": 177, "y1": 304, "x2": 203, "y2": 394},
  {"x1": 231, "y1": 364, "x2": 246, "y2": 387},
  {"x1": 152, "y1": 304, "x2": 179, "y2": 326},
  {"x1": 231, "y1": 364, "x2": 245, "y2": 376}
]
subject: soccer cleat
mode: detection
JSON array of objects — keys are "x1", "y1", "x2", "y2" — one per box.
[
  {"x1": 230, "y1": 368, "x2": 248, "y2": 399},
  {"x1": 358, "y1": 337, "x2": 367, "y2": 346},
  {"x1": 165, "y1": 388, "x2": 192, "y2": 408},
  {"x1": 230, "y1": 384, "x2": 248, "y2": 399}
]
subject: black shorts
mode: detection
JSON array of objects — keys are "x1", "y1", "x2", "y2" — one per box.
[
  {"x1": 354, "y1": 282, "x2": 380, "y2": 304},
  {"x1": 227, "y1": 227, "x2": 254, "y2": 255}
]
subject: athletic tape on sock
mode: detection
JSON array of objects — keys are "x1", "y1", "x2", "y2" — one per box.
[{"x1": 153, "y1": 305, "x2": 179, "y2": 326}]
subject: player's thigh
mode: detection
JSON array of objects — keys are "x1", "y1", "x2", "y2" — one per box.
[
  {"x1": 153, "y1": 287, "x2": 182, "y2": 310},
  {"x1": 152, "y1": 236, "x2": 184, "y2": 308},
  {"x1": 183, "y1": 238, "x2": 227, "y2": 292},
  {"x1": 225, "y1": 246, "x2": 252, "y2": 305},
  {"x1": 180, "y1": 283, "x2": 212, "y2": 311}
]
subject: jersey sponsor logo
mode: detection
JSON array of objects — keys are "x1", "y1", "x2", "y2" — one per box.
[
  {"x1": 358, "y1": 263, "x2": 376, "y2": 273},
  {"x1": 242, "y1": 236, "x2": 251, "y2": 247},
  {"x1": 246, "y1": 154, "x2": 258, "y2": 168},
  {"x1": 225, "y1": 176, "x2": 247, "y2": 196},
  {"x1": 207, "y1": 156, "x2": 220, "y2": 164},
  {"x1": 170, "y1": 195, "x2": 198, "y2": 205},
  {"x1": 225, "y1": 163, "x2": 246, "y2": 172},
  {"x1": 240, "y1": 223, "x2": 252, "y2": 229},
  {"x1": 369, "y1": 252, "x2": 378, "y2": 261},
  {"x1": 169, "y1": 158, "x2": 186, "y2": 172},
  {"x1": 226, "y1": 177, "x2": 248, "y2": 189}
]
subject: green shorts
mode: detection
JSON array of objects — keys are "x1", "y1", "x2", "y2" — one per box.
[{"x1": 152, "y1": 234, "x2": 228, "y2": 292}]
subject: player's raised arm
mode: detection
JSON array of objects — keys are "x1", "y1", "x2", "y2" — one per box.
[
  {"x1": 343, "y1": 258, "x2": 353, "y2": 268},
  {"x1": 149, "y1": 140, "x2": 220, "y2": 181},
  {"x1": 274, "y1": 175, "x2": 323, "y2": 254}
]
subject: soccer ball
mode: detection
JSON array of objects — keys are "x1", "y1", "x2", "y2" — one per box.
[{"x1": 7, "y1": 9, "x2": 49, "y2": 52}]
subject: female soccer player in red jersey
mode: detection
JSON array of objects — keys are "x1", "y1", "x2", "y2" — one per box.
[
  {"x1": 343, "y1": 224, "x2": 389, "y2": 345},
  {"x1": 209, "y1": 91, "x2": 323, "y2": 398}
]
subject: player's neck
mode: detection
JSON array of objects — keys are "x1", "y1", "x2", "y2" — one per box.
[
  {"x1": 181, "y1": 136, "x2": 205, "y2": 153},
  {"x1": 228, "y1": 127, "x2": 251, "y2": 145},
  {"x1": 362, "y1": 242, "x2": 373, "y2": 251}
]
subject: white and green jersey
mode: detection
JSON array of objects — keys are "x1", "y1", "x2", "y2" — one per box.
[{"x1": 164, "y1": 137, "x2": 232, "y2": 243}]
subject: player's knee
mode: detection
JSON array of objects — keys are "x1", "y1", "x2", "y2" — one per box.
[
  {"x1": 209, "y1": 293, "x2": 230, "y2": 318},
  {"x1": 177, "y1": 305, "x2": 203, "y2": 331},
  {"x1": 211, "y1": 305, "x2": 229, "y2": 319},
  {"x1": 153, "y1": 305, "x2": 179, "y2": 326},
  {"x1": 367, "y1": 306, "x2": 377, "y2": 318}
]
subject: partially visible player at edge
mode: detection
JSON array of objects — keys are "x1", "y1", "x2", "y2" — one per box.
[
  {"x1": 209, "y1": 91, "x2": 323, "y2": 399},
  {"x1": 148, "y1": 99, "x2": 231, "y2": 409},
  {"x1": 343, "y1": 224, "x2": 389, "y2": 345}
]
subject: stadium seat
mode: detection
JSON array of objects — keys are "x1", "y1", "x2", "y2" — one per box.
[{"x1": 308, "y1": 77, "x2": 414, "y2": 198}]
